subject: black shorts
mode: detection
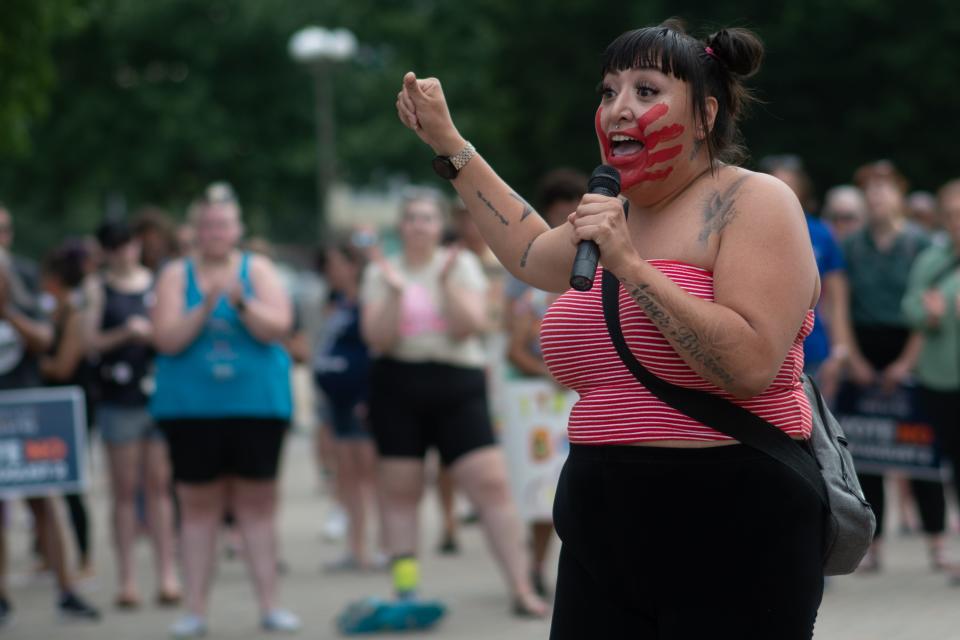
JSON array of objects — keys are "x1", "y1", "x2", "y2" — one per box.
[
  {"x1": 159, "y1": 418, "x2": 289, "y2": 484},
  {"x1": 369, "y1": 359, "x2": 496, "y2": 466}
]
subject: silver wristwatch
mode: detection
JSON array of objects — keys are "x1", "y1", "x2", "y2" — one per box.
[{"x1": 432, "y1": 142, "x2": 476, "y2": 180}]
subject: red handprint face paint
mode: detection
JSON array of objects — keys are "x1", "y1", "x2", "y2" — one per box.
[{"x1": 595, "y1": 103, "x2": 685, "y2": 190}]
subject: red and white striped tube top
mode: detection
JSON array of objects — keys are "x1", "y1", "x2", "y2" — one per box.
[{"x1": 540, "y1": 260, "x2": 814, "y2": 444}]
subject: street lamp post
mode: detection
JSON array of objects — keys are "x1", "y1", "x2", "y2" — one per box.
[{"x1": 289, "y1": 26, "x2": 357, "y2": 240}]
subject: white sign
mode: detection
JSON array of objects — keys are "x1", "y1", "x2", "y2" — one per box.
[{"x1": 497, "y1": 380, "x2": 574, "y2": 522}]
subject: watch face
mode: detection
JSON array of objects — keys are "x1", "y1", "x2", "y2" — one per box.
[{"x1": 432, "y1": 156, "x2": 458, "y2": 180}]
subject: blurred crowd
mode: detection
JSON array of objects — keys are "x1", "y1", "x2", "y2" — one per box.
[
  {"x1": 759, "y1": 157, "x2": 960, "y2": 580},
  {"x1": 1, "y1": 155, "x2": 960, "y2": 634}
]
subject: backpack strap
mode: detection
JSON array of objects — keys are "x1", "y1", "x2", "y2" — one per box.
[{"x1": 600, "y1": 268, "x2": 829, "y2": 507}]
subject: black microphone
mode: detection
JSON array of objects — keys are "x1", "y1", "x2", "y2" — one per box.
[{"x1": 569, "y1": 165, "x2": 621, "y2": 291}]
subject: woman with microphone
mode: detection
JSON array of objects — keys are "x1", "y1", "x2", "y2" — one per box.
[{"x1": 398, "y1": 20, "x2": 825, "y2": 640}]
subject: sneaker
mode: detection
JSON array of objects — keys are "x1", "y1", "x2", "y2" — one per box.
[
  {"x1": 512, "y1": 592, "x2": 550, "y2": 619},
  {"x1": 324, "y1": 554, "x2": 363, "y2": 573},
  {"x1": 170, "y1": 613, "x2": 207, "y2": 638},
  {"x1": 0, "y1": 597, "x2": 12, "y2": 628},
  {"x1": 58, "y1": 592, "x2": 100, "y2": 621},
  {"x1": 322, "y1": 506, "x2": 348, "y2": 542},
  {"x1": 261, "y1": 608, "x2": 301, "y2": 633},
  {"x1": 460, "y1": 510, "x2": 481, "y2": 525},
  {"x1": 336, "y1": 597, "x2": 445, "y2": 634},
  {"x1": 437, "y1": 533, "x2": 460, "y2": 556},
  {"x1": 369, "y1": 552, "x2": 390, "y2": 572}
]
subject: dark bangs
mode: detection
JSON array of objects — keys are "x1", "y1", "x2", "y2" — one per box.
[
  {"x1": 600, "y1": 24, "x2": 717, "y2": 165},
  {"x1": 597, "y1": 21, "x2": 764, "y2": 167},
  {"x1": 600, "y1": 26, "x2": 700, "y2": 82}
]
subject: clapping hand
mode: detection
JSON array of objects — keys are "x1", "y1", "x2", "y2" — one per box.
[
  {"x1": 201, "y1": 274, "x2": 233, "y2": 311},
  {"x1": 226, "y1": 279, "x2": 247, "y2": 310},
  {"x1": 125, "y1": 315, "x2": 153, "y2": 342},
  {"x1": 439, "y1": 245, "x2": 461, "y2": 284},
  {"x1": 369, "y1": 246, "x2": 405, "y2": 294}
]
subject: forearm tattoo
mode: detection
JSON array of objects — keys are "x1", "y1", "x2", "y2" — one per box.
[
  {"x1": 698, "y1": 175, "x2": 749, "y2": 244},
  {"x1": 619, "y1": 277, "x2": 736, "y2": 386},
  {"x1": 509, "y1": 192, "x2": 536, "y2": 222},
  {"x1": 519, "y1": 239, "x2": 534, "y2": 268},
  {"x1": 477, "y1": 191, "x2": 509, "y2": 226}
]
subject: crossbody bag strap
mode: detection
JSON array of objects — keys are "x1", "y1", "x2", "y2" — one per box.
[{"x1": 600, "y1": 269, "x2": 829, "y2": 507}]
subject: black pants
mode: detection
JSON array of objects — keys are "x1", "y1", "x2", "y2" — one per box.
[
  {"x1": 852, "y1": 325, "x2": 947, "y2": 537},
  {"x1": 550, "y1": 444, "x2": 824, "y2": 640},
  {"x1": 857, "y1": 474, "x2": 944, "y2": 537},
  {"x1": 919, "y1": 386, "x2": 960, "y2": 498},
  {"x1": 64, "y1": 493, "x2": 90, "y2": 562}
]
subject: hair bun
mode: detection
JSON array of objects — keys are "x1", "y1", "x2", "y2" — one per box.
[{"x1": 706, "y1": 28, "x2": 764, "y2": 77}]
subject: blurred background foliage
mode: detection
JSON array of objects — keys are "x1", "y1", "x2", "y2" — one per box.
[{"x1": 2, "y1": 0, "x2": 959, "y2": 256}]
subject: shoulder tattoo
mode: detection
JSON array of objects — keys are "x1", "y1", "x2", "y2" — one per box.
[{"x1": 698, "y1": 175, "x2": 749, "y2": 245}]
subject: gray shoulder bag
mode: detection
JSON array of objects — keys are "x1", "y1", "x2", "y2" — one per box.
[{"x1": 601, "y1": 269, "x2": 876, "y2": 575}]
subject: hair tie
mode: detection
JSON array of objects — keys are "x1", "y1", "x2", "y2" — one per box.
[{"x1": 705, "y1": 46, "x2": 719, "y2": 60}]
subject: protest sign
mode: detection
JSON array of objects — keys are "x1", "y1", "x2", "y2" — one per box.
[
  {"x1": 835, "y1": 382, "x2": 942, "y2": 480},
  {"x1": 0, "y1": 386, "x2": 87, "y2": 498}
]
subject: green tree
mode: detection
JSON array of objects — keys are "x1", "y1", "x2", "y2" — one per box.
[
  {"x1": 0, "y1": 0, "x2": 89, "y2": 155},
  {"x1": 3, "y1": 0, "x2": 959, "y2": 257}
]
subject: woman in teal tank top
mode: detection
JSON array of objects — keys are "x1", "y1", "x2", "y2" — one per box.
[
  {"x1": 151, "y1": 253, "x2": 292, "y2": 420},
  {"x1": 150, "y1": 185, "x2": 300, "y2": 637}
]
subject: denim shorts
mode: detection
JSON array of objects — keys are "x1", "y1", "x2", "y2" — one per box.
[
  {"x1": 320, "y1": 401, "x2": 372, "y2": 441},
  {"x1": 98, "y1": 405, "x2": 164, "y2": 445}
]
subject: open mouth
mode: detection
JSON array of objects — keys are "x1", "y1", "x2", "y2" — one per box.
[{"x1": 610, "y1": 134, "x2": 645, "y2": 157}]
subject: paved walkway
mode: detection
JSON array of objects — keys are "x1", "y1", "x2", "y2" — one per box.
[{"x1": 4, "y1": 427, "x2": 960, "y2": 639}]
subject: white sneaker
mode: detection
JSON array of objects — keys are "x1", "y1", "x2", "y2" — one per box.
[
  {"x1": 261, "y1": 608, "x2": 301, "y2": 633},
  {"x1": 323, "y1": 553, "x2": 362, "y2": 573},
  {"x1": 322, "y1": 506, "x2": 348, "y2": 542},
  {"x1": 369, "y1": 552, "x2": 390, "y2": 571},
  {"x1": 170, "y1": 613, "x2": 207, "y2": 638}
]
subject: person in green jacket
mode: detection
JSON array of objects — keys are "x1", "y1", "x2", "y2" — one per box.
[
  {"x1": 902, "y1": 178, "x2": 960, "y2": 582},
  {"x1": 842, "y1": 161, "x2": 944, "y2": 572}
]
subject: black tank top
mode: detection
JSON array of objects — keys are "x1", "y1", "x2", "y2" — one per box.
[
  {"x1": 46, "y1": 303, "x2": 97, "y2": 428},
  {"x1": 100, "y1": 280, "x2": 154, "y2": 405}
]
